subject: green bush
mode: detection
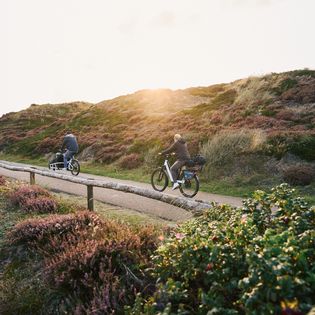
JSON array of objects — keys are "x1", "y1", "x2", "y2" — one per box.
[
  {"x1": 211, "y1": 89, "x2": 237, "y2": 107},
  {"x1": 266, "y1": 134, "x2": 315, "y2": 161},
  {"x1": 273, "y1": 78, "x2": 298, "y2": 96},
  {"x1": 290, "y1": 69, "x2": 315, "y2": 78},
  {"x1": 184, "y1": 89, "x2": 237, "y2": 117},
  {"x1": 289, "y1": 135, "x2": 315, "y2": 161},
  {"x1": 127, "y1": 184, "x2": 315, "y2": 315}
]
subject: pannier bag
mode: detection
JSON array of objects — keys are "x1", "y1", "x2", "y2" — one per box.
[
  {"x1": 186, "y1": 154, "x2": 206, "y2": 168},
  {"x1": 193, "y1": 154, "x2": 206, "y2": 166}
]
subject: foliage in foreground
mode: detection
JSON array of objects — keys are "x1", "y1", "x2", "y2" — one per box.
[
  {"x1": 127, "y1": 184, "x2": 315, "y2": 315},
  {"x1": 1, "y1": 180, "x2": 314, "y2": 314},
  {"x1": 2, "y1": 208, "x2": 162, "y2": 314}
]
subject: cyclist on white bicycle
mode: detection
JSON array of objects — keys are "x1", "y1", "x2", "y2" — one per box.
[
  {"x1": 160, "y1": 134, "x2": 191, "y2": 190},
  {"x1": 60, "y1": 131, "x2": 79, "y2": 171}
]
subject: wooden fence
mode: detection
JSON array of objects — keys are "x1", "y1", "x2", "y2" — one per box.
[{"x1": 0, "y1": 161, "x2": 211, "y2": 215}]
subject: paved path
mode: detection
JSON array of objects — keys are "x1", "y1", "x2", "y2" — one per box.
[{"x1": 0, "y1": 161, "x2": 243, "y2": 222}]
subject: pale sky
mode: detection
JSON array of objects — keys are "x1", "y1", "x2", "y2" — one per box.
[{"x1": 1, "y1": 0, "x2": 314, "y2": 116}]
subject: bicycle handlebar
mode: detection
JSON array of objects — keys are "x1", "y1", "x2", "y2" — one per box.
[{"x1": 159, "y1": 152, "x2": 176, "y2": 157}]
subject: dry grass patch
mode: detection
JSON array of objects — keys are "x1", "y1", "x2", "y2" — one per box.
[{"x1": 201, "y1": 129, "x2": 266, "y2": 179}]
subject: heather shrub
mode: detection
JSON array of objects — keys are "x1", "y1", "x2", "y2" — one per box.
[
  {"x1": 43, "y1": 218, "x2": 161, "y2": 314},
  {"x1": 9, "y1": 185, "x2": 50, "y2": 208},
  {"x1": 282, "y1": 165, "x2": 315, "y2": 186},
  {"x1": 118, "y1": 153, "x2": 142, "y2": 169},
  {"x1": 0, "y1": 175, "x2": 6, "y2": 186},
  {"x1": 128, "y1": 184, "x2": 315, "y2": 315},
  {"x1": 21, "y1": 196, "x2": 57, "y2": 213},
  {"x1": 45, "y1": 238, "x2": 148, "y2": 314},
  {"x1": 7, "y1": 208, "x2": 162, "y2": 314},
  {"x1": 8, "y1": 211, "x2": 103, "y2": 249}
]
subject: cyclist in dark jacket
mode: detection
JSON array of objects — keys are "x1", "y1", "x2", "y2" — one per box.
[
  {"x1": 161, "y1": 134, "x2": 191, "y2": 190},
  {"x1": 61, "y1": 132, "x2": 79, "y2": 170}
]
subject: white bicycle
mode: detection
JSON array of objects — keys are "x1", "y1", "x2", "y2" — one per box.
[{"x1": 151, "y1": 153, "x2": 201, "y2": 198}]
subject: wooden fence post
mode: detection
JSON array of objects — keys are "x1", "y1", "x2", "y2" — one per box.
[
  {"x1": 87, "y1": 185, "x2": 94, "y2": 211},
  {"x1": 30, "y1": 172, "x2": 35, "y2": 185}
]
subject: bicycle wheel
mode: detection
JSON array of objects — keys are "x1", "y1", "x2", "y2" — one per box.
[
  {"x1": 70, "y1": 159, "x2": 80, "y2": 176},
  {"x1": 48, "y1": 161, "x2": 55, "y2": 171},
  {"x1": 179, "y1": 173, "x2": 199, "y2": 198},
  {"x1": 151, "y1": 167, "x2": 168, "y2": 192}
]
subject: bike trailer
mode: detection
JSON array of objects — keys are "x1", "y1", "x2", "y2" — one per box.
[{"x1": 51, "y1": 152, "x2": 64, "y2": 164}]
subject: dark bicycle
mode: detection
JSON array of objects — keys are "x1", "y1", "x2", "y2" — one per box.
[{"x1": 48, "y1": 151, "x2": 80, "y2": 176}]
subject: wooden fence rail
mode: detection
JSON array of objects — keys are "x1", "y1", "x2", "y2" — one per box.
[{"x1": 0, "y1": 161, "x2": 211, "y2": 215}]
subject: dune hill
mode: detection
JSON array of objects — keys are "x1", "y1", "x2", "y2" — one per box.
[{"x1": 1, "y1": 69, "x2": 315, "y2": 170}]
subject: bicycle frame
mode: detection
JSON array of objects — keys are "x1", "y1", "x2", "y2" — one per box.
[
  {"x1": 163, "y1": 158, "x2": 174, "y2": 182},
  {"x1": 163, "y1": 157, "x2": 187, "y2": 184},
  {"x1": 67, "y1": 158, "x2": 74, "y2": 170}
]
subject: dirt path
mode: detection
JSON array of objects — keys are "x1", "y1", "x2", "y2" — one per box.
[{"x1": 0, "y1": 161, "x2": 243, "y2": 222}]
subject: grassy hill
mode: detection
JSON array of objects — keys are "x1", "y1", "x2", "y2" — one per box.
[{"x1": 1, "y1": 69, "x2": 315, "y2": 200}]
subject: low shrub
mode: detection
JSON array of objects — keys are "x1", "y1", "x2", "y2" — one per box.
[
  {"x1": 7, "y1": 209, "x2": 162, "y2": 314},
  {"x1": 45, "y1": 237, "x2": 149, "y2": 314},
  {"x1": 8, "y1": 211, "x2": 103, "y2": 249},
  {"x1": 273, "y1": 78, "x2": 298, "y2": 96},
  {"x1": 289, "y1": 135, "x2": 315, "y2": 161},
  {"x1": 211, "y1": 88, "x2": 237, "y2": 107},
  {"x1": 43, "y1": 218, "x2": 161, "y2": 314},
  {"x1": 266, "y1": 133, "x2": 315, "y2": 161},
  {"x1": 8, "y1": 185, "x2": 59, "y2": 214},
  {"x1": 118, "y1": 153, "x2": 142, "y2": 169},
  {"x1": 9, "y1": 185, "x2": 50, "y2": 207},
  {"x1": 21, "y1": 196, "x2": 57, "y2": 213},
  {"x1": 187, "y1": 84, "x2": 227, "y2": 97},
  {"x1": 127, "y1": 184, "x2": 315, "y2": 315},
  {"x1": 0, "y1": 175, "x2": 6, "y2": 186},
  {"x1": 282, "y1": 165, "x2": 315, "y2": 186},
  {"x1": 289, "y1": 68, "x2": 315, "y2": 78}
]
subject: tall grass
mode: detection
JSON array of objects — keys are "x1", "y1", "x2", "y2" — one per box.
[
  {"x1": 201, "y1": 129, "x2": 266, "y2": 179},
  {"x1": 235, "y1": 76, "x2": 275, "y2": 111}
]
